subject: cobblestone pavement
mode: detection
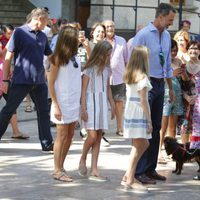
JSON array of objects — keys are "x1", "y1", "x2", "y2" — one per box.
[{"x1": 0, "y1": 100, "x2": 200, "y2": 200}]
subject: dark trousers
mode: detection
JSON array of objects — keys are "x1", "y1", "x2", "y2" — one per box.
[
  {"x1": 0, "y1": 83, "x2": 53, "y2": 149},
  {"x1": 136, "y1": 78, "x2": 165, "y2": 176}
]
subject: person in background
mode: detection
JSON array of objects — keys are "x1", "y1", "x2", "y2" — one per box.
[
  {"x1": 174, "y1": 20, "x2": 193, "y2": 41},
  {"x1": 0, "y1": 8, "x2": 54, "y2": 152},
  {"x1": 187, "y1": 41, "x2": 200, "y2": 181},
  {"x1": 50, "y1": 18, "x2": 68, "y2": 51},
  {"x1": 174, "y1": 31, "x2": 191, "y2": 144},
  {"x1": 121, "y1": 45, "x2": 152, "y2": 193},
  {"x1": 78, "y1": 40, "x2": 115, "y2": 181},
  {"x1": 102, "y1": 20, "x2": 128, "y2": 137},
  {"x1": 158, "y1": 39, "x2": 186, "y2": 164},
  {"x1": 131, "y1": 3, "x2": 176, "y2": 184},
  {"x1": 0, "y1": 24, "x2": 29, "y2": 139},
  {"x1": 180, "y1": 20, "x2": 191, "y2": 32}
]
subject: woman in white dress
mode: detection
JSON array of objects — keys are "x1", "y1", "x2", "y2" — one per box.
[
  {"x1": 121, "y1": 46, "x2": 152, "y2": 192},
  {"x1": 49, "y1": 26, "x2": 81, "y2": 182},
  {"x1": 78, "y1": 41, "x2": 115, "y2": 181}
]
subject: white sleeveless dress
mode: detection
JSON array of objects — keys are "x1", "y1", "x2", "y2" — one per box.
[{"x1": 50, "y1": 56, "x2": 81, "y2": 124}]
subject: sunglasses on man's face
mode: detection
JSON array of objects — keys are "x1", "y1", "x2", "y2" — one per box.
[
  {"x1": 71, "y1": 56, "x2": 78, "y2": 68},
  {"x1": 159, "y1": 51, "x2": 165, "y2": 67}
]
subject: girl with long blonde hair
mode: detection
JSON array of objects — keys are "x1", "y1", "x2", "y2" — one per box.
[{"x1": 122, "y1": 45, "x2": 152, "y2": 193}]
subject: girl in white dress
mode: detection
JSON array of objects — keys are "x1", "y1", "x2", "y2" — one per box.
[
  {"x1": 121, "y1": 46, "x2": 152, "y2": 192},
  {"x1": 79, "y1": 40, "x2": 115, "y2": 181},
  {"x1": 49, "y1": 26, "x2": 81, "y2": 182}
]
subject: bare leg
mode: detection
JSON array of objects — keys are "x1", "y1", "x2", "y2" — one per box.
[
  {"x1": 158, "y1": 116, "x2": 168, "y2": 161},
  {"x1": 90, "y1": 130, "x2": 102, "y2": 176},
  {"x1": 60, "y1": 122, "x2": 75, "y2": 169},
  {"x1": 54, "y1": 124, "x2": 68, "y2": 173},
  {"x1": 115, "y1": 100, "x2": 124, "y2": 132},
  {"x1": 53, "y1": 123, "x2": 73, "y2": 182},
  {"x1": 10, "y1": 114, "x2": 28, "y2": 138},
  {"x1": 25, "y1": 94, "x2": 32, "y2": 112},
  {"x1": 167, "y1": 115, "x2": 178, "y2": 138},
  {"x1": 79, "y1": 130, "x2": 97, "y2": 171},
  {"x1": 123, "y1": 138, "x2": 149, "y2": 185}
]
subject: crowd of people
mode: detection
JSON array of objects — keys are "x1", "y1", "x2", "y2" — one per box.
[{"x1": 0, "y1": 2, "x2": 200, "y2": 194}]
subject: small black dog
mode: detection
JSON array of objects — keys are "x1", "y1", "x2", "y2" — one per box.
[{"x1": 164, "y1": 136, "x2": 200, "y2": 175}]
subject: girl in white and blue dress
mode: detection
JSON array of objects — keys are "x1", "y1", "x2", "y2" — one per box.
[
  {"x1": 121, "y1": 46, "x2": 152, "y2": 192},
  {"x1": 78, "y1": 40, "x2": 115, "y2": 181},
  {"x1": 49, "y1": 26, "x2": 81, "y2": 182}
]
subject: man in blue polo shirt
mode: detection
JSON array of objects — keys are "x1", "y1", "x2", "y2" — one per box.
[
  {"x1": 0, "y1": 8, "x2": 54, "y2": 152},
  {"x1": 130, "y1": 3, "x2": 176, "y2": 184}
]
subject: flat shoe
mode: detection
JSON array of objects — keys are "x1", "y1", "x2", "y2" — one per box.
[
  {"x1": 78, "y1": 165, "x2": 87, "y2": 177},
  {"x1": 88, "y1": 175, "x2": 108, "y2": 182},
  {"x1": 124, "y1": 180, "x2": 148, "y2": 194},
  {"x1": 116, "y1": 131, "x2": 123, "y2": 136},
  {"x1": 53, "y1": 172, "x2": 73, "y2": 182},
  {"x1": 158, "y1": 157, "x2": 167, "y2": 164},
  {"x1": 121, "y1": 180, "x2": 126, "y2": 186},
  {"x1": 193, "y1": 175, "x2": 200, "y2": 180},
  {"x1": 62, "y1": 169, "x2": 72, "y2": 179},
  {"x1": 11, "y1": 134, "x2": 30, "y2": 139}
]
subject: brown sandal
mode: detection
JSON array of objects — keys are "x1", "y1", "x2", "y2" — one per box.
[
  {"x1": 53, "y1": 172, "x2": 73, "y2": 182},
  {"x1": 116, "y1": 131, "x2": 123, "y2": 136}
]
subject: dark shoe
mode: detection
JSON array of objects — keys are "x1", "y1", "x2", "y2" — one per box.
[
  {"x1": 11, "y1": 134, "x2": 30, "y2": 139},
  {"x1": 42, "y1": 143, "x2": 54, "y2": 154},
  {"x1": 136, "y1": 174, "x2": 156, "y2": 185},
  {"x1": 146, "y1": 171, "x2": 166, "y2": 181},
  {"x1": 193, "y1": 175, "x2": 200, "y2": 180},
  {"x1": 116, "y1": 131, "x2": 123, "y2": 136},
  {"x1": 50, "y1": 121, "x2": 56, "y2": 127},
  {"x1": 101, "y1": 136, "x2": 110, "y2": 147}
]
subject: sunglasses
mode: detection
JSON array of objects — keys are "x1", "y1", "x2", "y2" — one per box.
[
  {"x1": 71, "y1": 56, "x2": 78, "y2": 68},
  {"x1": 159, "y1": 51, "x2": 165, "y2": 67},
  {"x1": 188, "y1": 47, "x2": 199, "y2": 50}
]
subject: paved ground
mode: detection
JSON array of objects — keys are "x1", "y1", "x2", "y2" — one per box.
[{"x1": 0, "y1": 99, "x2": 200, "y2": 200}]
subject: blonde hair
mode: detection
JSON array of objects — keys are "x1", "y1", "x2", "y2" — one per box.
[
  {"x1": 124, "y1": 45, "x2": 149, "y2": 84},
  {"x1": 50, "y1": 26, "x2": 78, "y2": 67},
  {"x1": 84, "y1": 40, "x2": 112, "y2": 74},
  {"x1": 174, "y1": 30, "x2": 190, "y2": 43}
]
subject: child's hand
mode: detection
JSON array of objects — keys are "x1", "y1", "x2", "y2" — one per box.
[
  {"x1": 147, "y1": 122, "x2": 153, "y2": 134},
  {"x1": 110, "y1": 103, "x2": 115, "y2": 120},
  {"x1": 81, "y1": 111, "x2": 88, "y2": 122}
]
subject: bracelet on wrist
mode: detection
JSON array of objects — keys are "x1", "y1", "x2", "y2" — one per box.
[{"x1": 3, "y1": 80, "x2": 9, "y2": 83}]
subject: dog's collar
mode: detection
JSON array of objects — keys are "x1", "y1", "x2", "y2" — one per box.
[{"x1": 172, "y1": 146, "x2": 186, "y2": 157}]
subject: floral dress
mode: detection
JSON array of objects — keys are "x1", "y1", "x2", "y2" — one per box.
[
  {"x1": 190, "y1": 71, "x2": 200, "y2": 149},
  {"x1": 181, "y1": 70, "x2": 196, "y2": 134}
]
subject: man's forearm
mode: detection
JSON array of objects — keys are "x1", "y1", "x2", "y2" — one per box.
[
  {"x1": 3, "y1": 60, "x2": 11, "y2": 80},
  {"x1": 166, "y1": 78, "x2": 173, "y2": 90}
]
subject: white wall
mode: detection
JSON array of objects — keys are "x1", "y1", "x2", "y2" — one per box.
[{"x1": 28, "y1": 0, "x2": 62, "y2": 18}]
